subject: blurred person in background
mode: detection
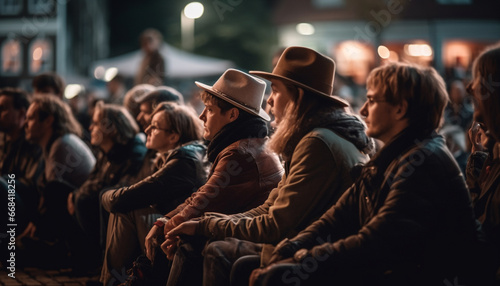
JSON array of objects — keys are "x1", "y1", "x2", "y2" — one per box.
[
  {"x1": 68, "y1": 101, "x2": 147, "y2": 273},
  {"x1": 107, "y1": 73, "x2": 127, "y2": 105},
  {"x1": 19, "y1": 95, "x2": 95, "y2": 268},
  {"x1": 135, "y1": 28, "x2": 166, "y2": 86},
  {"x1": 32, "y1": 71, "x2": 66, "y2": 99},
  {"x1": 123, "y1": 84, "x2": 155, "y2": 119},
  {"x1": 467, "y1": 44, "x2": 500, "y2": 282},
  {"x1": 99, "y1": 102, "x2": 208, "y2": 286},
  {"x1": 444, "y1": 79, "x2": 473, "y2": 130},
  {"x1": 0, "y1": 88, "x2": 43, "y2": 254}
]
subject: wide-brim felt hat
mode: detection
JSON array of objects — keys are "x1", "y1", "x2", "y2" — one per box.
[
  {"x1": 195, "y1": 69, "x2": 270, "y2": 121},
  {"x1": 250, "y1": 46, "x2": 348, "y2": 107}
]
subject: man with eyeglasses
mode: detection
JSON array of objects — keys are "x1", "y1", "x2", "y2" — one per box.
[{"x1": 249, "y1": 62, "x2": 490, "y2": 286}]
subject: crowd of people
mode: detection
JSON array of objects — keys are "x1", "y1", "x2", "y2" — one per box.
[{"x1": 1, "y1": 44, "x2": 500, "y2": 286}]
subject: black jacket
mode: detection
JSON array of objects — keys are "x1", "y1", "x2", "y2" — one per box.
[
  {"x1": 285, "y1": 128, "x2": 489, "y2": 285},
  {"x1": 101, "y1": 141, "x2": 208, "y2": 215}
]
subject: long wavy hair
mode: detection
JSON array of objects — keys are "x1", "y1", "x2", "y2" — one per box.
[
  {"x1": 268, "y1": 84, "x2": 344, "y2": 161},
  {"x1": 32, "y1": 95, "x2": 82, "y2": 139}
]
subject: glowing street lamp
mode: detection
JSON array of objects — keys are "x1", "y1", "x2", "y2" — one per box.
[{"x1": 181, "y1": 2, "x2": 204, "y2": 51}]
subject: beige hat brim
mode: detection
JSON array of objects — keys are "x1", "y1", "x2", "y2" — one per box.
[
  {"x1": 250, "y1": 71, "x2": 349, "y2": 107},
  {"x1": 195, "y1": 81, "x2": 271, "y2": 121}
]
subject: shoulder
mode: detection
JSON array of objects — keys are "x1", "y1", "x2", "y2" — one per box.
[
  {"x1": 49, "y1": 134, "x2": 95, "y2": 163},
  {"x1": 393, "y1": 134, "x2": 459, "y2": 178},
  {"x1": 50, "y1": 134, "x2": 91, "y2": 154},
  {"x1": 298, "y1": 128, "x2": 367, "y2": 160},
  {"x1": 170, "y1": 141, "x2": 207, "y2": 161}
]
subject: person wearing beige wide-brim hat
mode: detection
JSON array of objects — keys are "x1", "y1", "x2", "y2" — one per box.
[
  {"x1": 166, "y1": 47, "x2": 374, "y2": 286},
  {"x1": 145, "y1": 69, "x2": 283, "y2": 285}
]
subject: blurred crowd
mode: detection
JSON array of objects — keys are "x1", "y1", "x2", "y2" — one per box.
[{"x1": 1, "y1": 42, "x2": 500, "y2": 286}]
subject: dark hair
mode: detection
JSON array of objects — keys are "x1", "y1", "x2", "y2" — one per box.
[
  {"x1": 199, "y1": 91, "x2": 254, "y2": 122},
  {"x1": 0, "y1": 87, "x2": 30, "y2": 110},
  {"x1": 94, "y1": 101, "x2": 140, "y2": 145},
  {"x1": 32, "y1": 95, "x2": 82, "y2": 138},
  {"x1": 32, "y1": 72, "x2": 65, "y2": 99},
  {"x1": 138, "y1": 86, "x2": 184, "y2": 108}
]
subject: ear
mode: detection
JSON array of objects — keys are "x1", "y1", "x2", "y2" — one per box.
[
  {"x1": 228, "y1": 107, "x2": 239, "y2": 122},
  {"x1": 169, "y1": 132, "x2": 180, "y2": 146},
  {"x1": 43, "y1": 114, "x2": 55, "y2": 129},
  {"x1": 394, "y1": 100, "x2": 408, "y2": 121}
]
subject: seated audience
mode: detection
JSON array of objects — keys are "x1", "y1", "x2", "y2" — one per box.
[
  {"x1": 137, "y1": 69, "x2": 283, "y2": 286},
  {"x1": 166, "y1": 46, "x2": 372, "y2": 286},
  {"x1": 248, "y1": 62, "x2": 491, "y2": 286}
]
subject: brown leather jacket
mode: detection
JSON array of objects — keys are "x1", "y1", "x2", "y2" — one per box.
[{"x1": 165, "y1": 137, "x2": 283, "y2": 230}]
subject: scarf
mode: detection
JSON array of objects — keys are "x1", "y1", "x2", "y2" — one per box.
[{"x1": 207, "y1": 116, "x2": 268, "y2": 163}]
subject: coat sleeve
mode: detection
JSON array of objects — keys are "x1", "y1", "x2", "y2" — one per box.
[
  {"x1": 101, "y1": 154, "x2": 198, "y2": 213},
  {"x1": 164, "y1": 148, "x2": 261, "y2": 230},
  {"x1": 197, "y1": 136, "x2": 343, "y2": 244}
]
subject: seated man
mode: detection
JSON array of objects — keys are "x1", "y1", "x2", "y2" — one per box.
[
  {"x1": 0, "y1": 88, "x2": 43, "y2": 232},
  {"x1": 21, "y1": 95, "x2": 96, "y2": 268},
  {"x1": 139, "y1": 69, "x2": 283, "y2": 286},
  {"x1": 249, "y1": 62, "x2": 489, "y2": 286},
  {"x1": 98, "y1": 102, "x2": 208, "y2": 285}
]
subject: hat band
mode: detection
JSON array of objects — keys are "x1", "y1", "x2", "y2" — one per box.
[
  {"x1": 211, "y1": 87, "x2": 260, "y2": 113},
  {"x1": 274, "y1": 68, "x2": 333, "y2": 95}
]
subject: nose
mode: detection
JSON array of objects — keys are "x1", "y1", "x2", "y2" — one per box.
[
  {"x1": 145, "y1": 125, "x2": 152, "y2": 135},
  {"x1": 199, "y1": 108, "x2": 206, "y2": 121},
  {"x1": 359, "y1": 101, "x2": 368, "y2": 117},
  {"x1": 267, "y1": 93, "x2": 274, "y2": 107}
]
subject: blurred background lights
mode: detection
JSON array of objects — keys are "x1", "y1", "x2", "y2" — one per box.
[
  {"x1": 377, "y1": 45, "x2": 390, "y2": 59},
  {"x1": 405, "y1": 44, "x2": 433, "y2": 57},
  {"x1": 94, "y1": 65, "x2": 105, "y2": 80},
  {"x1": 104, "y1": 67, "x2": 118, "y2": 82},
  {"x1": 64, "y1": 84, "x2": 84, "y2": 99},
  {"x1": 296, "y1": 23, "x2": 315, "y2": 35},
  {"x1": 33, "y1": 47, "x2": 43, "y2": 60},
  {"x1": 184, "y1": 2, "x2": 204, "y2": 19}
]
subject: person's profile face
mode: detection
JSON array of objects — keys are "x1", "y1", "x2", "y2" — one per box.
[
  {"x1": 267, "y1": 79, "x2": 292, "y2": 126},
  {"x1": 198, "y1": 100, "x2": 232, "y2": 141}
]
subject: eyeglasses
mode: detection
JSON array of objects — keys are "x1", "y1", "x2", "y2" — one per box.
[{"x1": 146, "y1": 124, "x2": 172, "y2": 133}]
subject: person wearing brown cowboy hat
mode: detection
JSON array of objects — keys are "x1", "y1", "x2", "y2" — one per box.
[
  {"x1": 166, "y1": 46, "x2": 374, "y2": 286},
  {"x1": 133, "y1": 69, "x2": 283, "y2": 286}
]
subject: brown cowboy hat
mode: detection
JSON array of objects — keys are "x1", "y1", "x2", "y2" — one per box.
[
  {"x1": 195, "y1": 69, "x2": 270, "y2": 121},
  {"x1": 250, "y1": 46, "x2": 348, "y2": 107}
]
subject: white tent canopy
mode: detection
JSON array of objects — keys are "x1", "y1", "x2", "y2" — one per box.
[{"x1": 90, "y1": 43, "x2": 234, "y2": 79}]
